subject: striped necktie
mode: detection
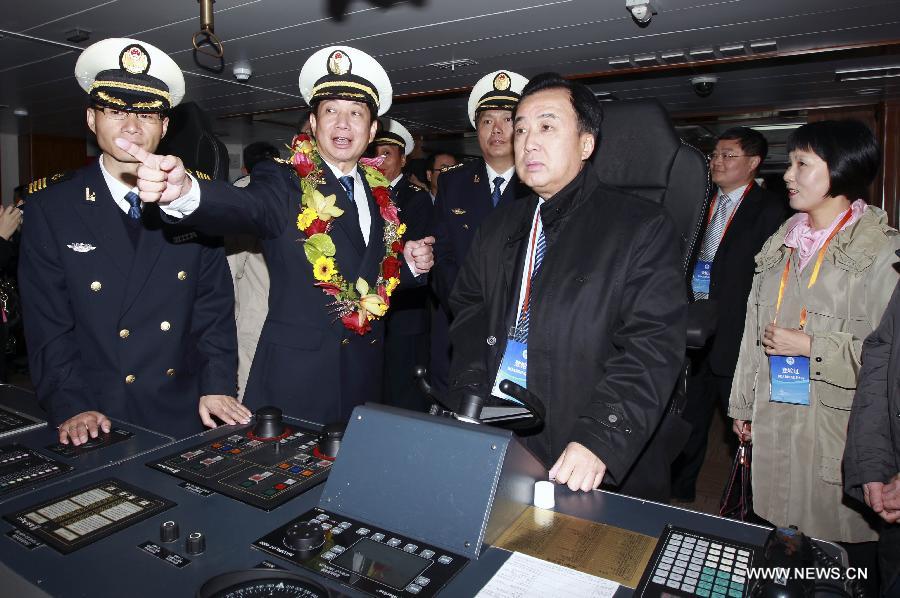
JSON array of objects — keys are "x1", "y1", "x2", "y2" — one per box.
[
  {"x1": 338, "y1": 175, "x2": 355, "y2": 204},
  {"x1": 699, "y1": 192, "x2": 732, "y2": 262},
  {"x1": 693, "y1": 192, "x2": 732, "y2": 300},
  {"x1": 515, "y1": 222, "x2": 546, "y2": 342},
  {"x1": 124, "y1": 191, "x2": 142, "y2": 220}
]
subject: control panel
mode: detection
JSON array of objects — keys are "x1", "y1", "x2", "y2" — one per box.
[
  {"x1": 253, "y1": 507, "x2": 468, "y2": 598},
  {"x1": 0, "y1": 404, "x2": 44, "y2": 439},
  {"x1": 146, "y1": 407, "x2": 336, "y2": 510},
  {"x1": 5, "y1": 478, "x2": 174, "y2": 554},
  {"x1": 0, "y1": 445, "x2": 72, "y2": 497}
]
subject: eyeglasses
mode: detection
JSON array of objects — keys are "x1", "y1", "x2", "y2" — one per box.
[
  {"x1": 708, "y1": 152, "x2": 749, "y2": 162},
  {"x1": 94, "y1": 107, "x2": 164, "y2": 123}
]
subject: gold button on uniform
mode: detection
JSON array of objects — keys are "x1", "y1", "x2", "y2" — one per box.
[
  {"x1": 166, "y1": 368, "x2": 176, "y2": 376},
  {"x1": 119, "y1": 329, "x2": 130, "y2": 339},
  {"x1": 160, "y1": 321, "x2": 171, "y2": 331},
  {"x1": 177, "y1": 271, "x2": 187, "y2": 281},
  {"x1": 90, "y1": 281, "x2": 102, "y2": 292},
  {"x1": 125, "y1": 374, "x2": 136, "y2": 384}
]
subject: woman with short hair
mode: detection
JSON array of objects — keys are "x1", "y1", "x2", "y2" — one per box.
[{"x1": 728, "y1": 119, "x2": 898, "y2": 586}]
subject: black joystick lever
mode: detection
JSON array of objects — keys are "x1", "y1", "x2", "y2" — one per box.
[
  {"x1": 284, "y1": 521, "x2": 325, "y2": 558},
  {"x1": 316, "y1": 423, "x2": 345, "y2": 460},
  {"x1": 252, "y1": 406, "x2": 285, "y2": 439}
]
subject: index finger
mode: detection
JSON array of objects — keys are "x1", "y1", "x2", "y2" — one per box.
[{"x1": 114, "y1": 138, "x2": 159, "y2": 168}]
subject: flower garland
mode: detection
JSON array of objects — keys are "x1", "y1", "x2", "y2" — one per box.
[{"x1": 288, "y1": 134, "x2": 406, "y2": 336}]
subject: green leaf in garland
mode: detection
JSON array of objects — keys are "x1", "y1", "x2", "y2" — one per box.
[{"x1": 307, "y1": 233, "x2": 336, "y2": 257}]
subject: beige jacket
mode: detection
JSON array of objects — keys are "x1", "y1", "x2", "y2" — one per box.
[
  {"x1": 729, "y1": 206, "x2": 900, "y2": 542},
  {"x1": 225, "y1": 172, "x2": 270, "y2": 401}
]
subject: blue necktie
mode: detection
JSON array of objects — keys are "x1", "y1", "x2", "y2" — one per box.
[
  {"x1": 124, "y1": 191, "x2": 142, "y2": 220},
  {"x1": 339, "y1": 175, "x2": 355, "y2": 204},
  {"x1": 516, "y1": 220, "x2": 546, "y2": 342},
  {"x1": 491, "y1": 176, "x2": 504, "y2": 207}
]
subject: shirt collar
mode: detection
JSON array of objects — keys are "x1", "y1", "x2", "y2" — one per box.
[
  {"x1": 323, "y1": 159, "x2": 361, "y2": 182},
  {"x1": 390, "y1": 174, "x2": 404, "y2": 188},
  {"x1": 717, "y1": 183, "x2": 749, "y2": 202},
  {"x1": 98, "y1": 154, "x2": 139, "y2": 201},
  {"x1": 485, "y1": 163, "x2": 515, "y2": 183}
]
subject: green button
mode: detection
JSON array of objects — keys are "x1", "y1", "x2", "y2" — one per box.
[
  {"x1": 263, "y1": 488, "x2": 277, "y2": 496},
  {"x1": 696, "y1": 589, "x2": 710, "y2": 598},
  {"x1": 712, "y1": 593, "x2": 726, "y2": 598},
  {"x1": 698, "y1": 580, "x2": 712, "y2": 590},
  {"x1": 716, "y1": 571, "x2": 730, "y2": 579},
  {"x1": 731, "y1": 583, "x2": 745, "y2": 592},
  {"x1": 728, "y1": 589, "x2": 742, "y2": 597},
  {"x1": 240, "y1": 480, "x2": 254, "y2": 487}
]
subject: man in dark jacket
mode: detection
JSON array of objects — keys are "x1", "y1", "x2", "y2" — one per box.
[
  {"x1": 373, "y1": 119, "x2": 433, "y2": 412},
  {"x1": 120, "y1": 46, "x2": 435, "y2": 427},
  {"x1": 671, "y1": 127, "x2": 790, "y2": 500},
  {"x1": 449, "y1": 73, "x2": 685, "y2": 496},
  {"x1": 844, "y1": 277, "x2": 900, "y2": 594}
]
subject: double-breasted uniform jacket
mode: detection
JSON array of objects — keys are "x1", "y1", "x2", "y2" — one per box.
[
  {"x1": 19, "y1": 162, "x2": 237, "y2": 439},
  {"x1": 385, "y1": 175, "x2": 433, "y2": 336},
  {"x1": 187, "y1": 160, "x2": 423, "y2": 425},
  {"x1": 432, "y1": 159, "x2": 528, "y2": 307},
  {"x1": 449, "y1": 166, "x2": 687, "y2": 490},
  {"x1": 729, "y1": 207, "x2": 900, "y2": 542},
  {"x1": 700, "y1": 183, "x2": 790, "y2": 376}
]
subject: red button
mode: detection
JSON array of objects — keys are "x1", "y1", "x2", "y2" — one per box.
[{"x1": 274, "y1": 483, "x2": 287, "y2": 490}]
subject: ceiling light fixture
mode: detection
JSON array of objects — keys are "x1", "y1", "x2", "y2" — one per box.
[
  {"x1": 835, "y1": 66, "x2": 900, "y2": 82},
  {"x1": 428, "y1": 58, "x2": 478, "y2": 71}
]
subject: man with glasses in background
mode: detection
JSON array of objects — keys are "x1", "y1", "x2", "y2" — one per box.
[
  {"x1": 20, "y1": 38, "x2": 243, "y2": 446},
  {"x1": 671, "y1": 126, "x2": 790, "y2": 501}
]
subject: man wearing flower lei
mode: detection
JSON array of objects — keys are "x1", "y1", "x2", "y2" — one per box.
[{"x1": 118, "y1": 46, "x2": 435, "y2": 426}]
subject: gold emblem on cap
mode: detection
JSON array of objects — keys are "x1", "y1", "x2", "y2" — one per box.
[
  {"x1": 327, "y1": 50, "x2": 352, "y2": 76},
  {"x1": 120, "y1": 44, "x2": 151, "y2": 75},
  {"x1": 493, "y1": 72, "x2": 511, "y2": 91}
]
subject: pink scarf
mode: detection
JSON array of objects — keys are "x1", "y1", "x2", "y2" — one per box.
[{"x1": 783, "y1": 199, "x2": 867, "y2": 271}]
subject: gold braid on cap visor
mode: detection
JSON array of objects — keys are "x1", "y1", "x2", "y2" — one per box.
[
  {"x1": 95, "y1": 91, "x2": 127, "y2": 106},
  {"x1": 374, "y1": 137, "x2": 404, "y2": 147},
  {"x1": 89, "y1": 80, "x2": 171, "y2": 102},
  {"x1": 311, "y1": 81, "x2": 379, "y2": 106},
  {"x1": 477, "y1": 95, "x2": 519, "y2": 110}
]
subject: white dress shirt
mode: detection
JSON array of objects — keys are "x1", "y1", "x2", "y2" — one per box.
[
  {"x1": 485, "y1": 163, "x2": 516, "y2": 198},
  {"x1": 323, "y1": 160, "x2": 372, "y2": 246}
]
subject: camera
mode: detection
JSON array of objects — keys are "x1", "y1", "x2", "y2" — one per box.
[
  {"x1": 691, "y1": 76, "x2": 718, "y2": 98},
  {"x1": 625, "y1": 0, "x2": 655, "y2": 24}
]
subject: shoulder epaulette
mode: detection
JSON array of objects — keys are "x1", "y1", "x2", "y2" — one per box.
[
  {"x1": 408, "y1": 182, "x2": 428, "y2": 192},
  {"x1": 26, "y1": 172, "x2": 73, "y2": 195},
  {"x1": 441, "y1": 162, "x2": 464, "y2": 173},
  {"x1": 184, "y1": 168, "x2": 213, "y2": 181}
]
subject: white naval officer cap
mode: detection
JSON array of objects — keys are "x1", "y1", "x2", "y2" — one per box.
[
  {"x1": 373, "y1": 118, "x2": 414, "y2": 156},
  {"x1": 298, "y1": 46, "x2": 392, "y2": 116},
  {"x1": 467, "y1": 70, "x2": 529, "y2": 128},
  {"x1": 74, "y1": 37, "x2": 185, "y2": 112}
]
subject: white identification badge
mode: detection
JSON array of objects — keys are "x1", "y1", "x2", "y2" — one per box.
[{"x1": 491, "y1": 338, "x2": 527, "y2": 405}]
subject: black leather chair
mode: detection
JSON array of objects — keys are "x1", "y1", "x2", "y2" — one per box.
[
  {"x1": 156, "y1": 101, "x2": 230, "y2": 181},
  {"x1": 591, "y1": 98, "x2": 711, "y2": 501}
]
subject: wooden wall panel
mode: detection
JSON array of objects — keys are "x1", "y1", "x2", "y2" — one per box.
[{"x1": 25, "y1": 135, "x2": 88, "y2": 182}]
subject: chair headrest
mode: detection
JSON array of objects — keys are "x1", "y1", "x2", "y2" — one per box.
[{"x1": 592, "y1": 99, "x2": 681, "y2": 200}]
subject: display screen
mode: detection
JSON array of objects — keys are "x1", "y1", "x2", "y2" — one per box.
[{"x1": 332, "y1": 538, "x2": 430, "y2": 589}]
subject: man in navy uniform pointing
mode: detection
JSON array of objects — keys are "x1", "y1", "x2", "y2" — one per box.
[
  {"x1": 20, "y1": 38, "x2": 244, "y2": 445},
  {"x1": 119, "y1": 46, "x2": 435, "y2": 426}
]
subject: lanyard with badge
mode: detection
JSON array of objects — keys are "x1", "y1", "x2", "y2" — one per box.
[
  {"x1": 491, "y1": 210, "x2": 543, "y2": 404},
  {"x1": 769, "y1": 208, "x2": 853, "y2": 405},
  {"x1": 691, "y1": 183, "x2": 754, "y2": 295}
]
